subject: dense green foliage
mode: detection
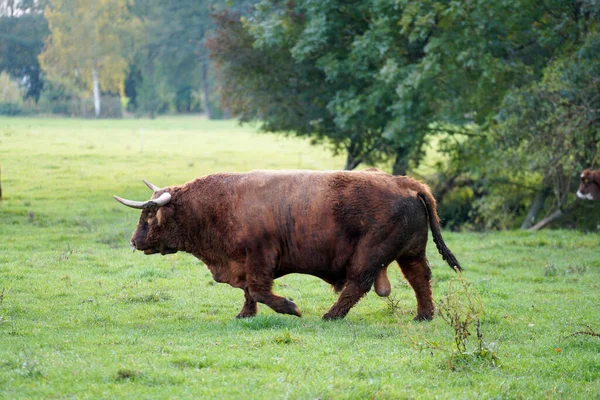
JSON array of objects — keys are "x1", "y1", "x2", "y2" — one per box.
[
  {"x1": 433, "y1": 12, "x2": 600, "y2": 229},
  {"x1": 1, "y1": 117, "x2": 599, "y2": 398},
  {"x1": 209, "y1": 0, "x2": 431, "y2": 173}
]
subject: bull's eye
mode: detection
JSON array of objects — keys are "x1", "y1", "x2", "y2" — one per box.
[{"x1": 583, "y1": 178, "x2": 589, "y2": 184}]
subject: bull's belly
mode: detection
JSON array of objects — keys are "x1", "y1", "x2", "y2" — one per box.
[
  {"x1": 275, "y1": 247, "x2": 350, "y2": 282},
  {"x1": 274, "y1": 262, "x2": 348, "y2": 290}
]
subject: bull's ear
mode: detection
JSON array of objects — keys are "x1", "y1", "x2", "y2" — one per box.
[{"x1": 156, "y1": 206, "x2": 174, "y2": 226}]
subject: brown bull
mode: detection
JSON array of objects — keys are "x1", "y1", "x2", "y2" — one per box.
[
  {"x1": 114, "y1": 169, "x2": 461, "y2": 320},
  {"x1": 577, "y1": 169, "x2": 600, "y2": 200}
]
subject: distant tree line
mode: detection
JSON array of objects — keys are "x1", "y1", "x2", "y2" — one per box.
[
  {"x1": 1, "y1": 0, "x2": 599, "y2": 229},
  {"x1": 0, "y1": 0, "x2": 254, "y2": 118}
]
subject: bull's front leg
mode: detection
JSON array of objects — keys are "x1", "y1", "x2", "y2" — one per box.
[
  {"x1": 236, "y1": 288, "x2": 257, "y2": 318},
  {"x1": 246, "y1": 248, "x2": 302, "y2": 317}
]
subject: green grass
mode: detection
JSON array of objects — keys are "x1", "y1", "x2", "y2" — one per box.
[{"x1": 1, "y1": 116, "x2": 599, "y2": 399}]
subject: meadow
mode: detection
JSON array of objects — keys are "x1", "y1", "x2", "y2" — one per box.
[{"x1": 0, "y1": 116, "x2": 599, "y2": 399}]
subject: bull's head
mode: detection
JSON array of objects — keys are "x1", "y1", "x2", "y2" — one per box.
[
  {"x1": 114, "y1": 180, "x2": 179, "y2": 255},
  {"x1": 576, "y1": 169, "x2": 600, "y2": 201}
]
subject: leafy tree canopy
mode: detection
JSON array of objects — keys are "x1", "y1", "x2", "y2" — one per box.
[
  {"x1": 38, "y1": 0, "x2": 137, "y2": 106},
  {"x1": 209, "y1": 0, "x2": 582, "y2": 173},
  {"x1": 0, "y1": 1, "x2": 48, "y2": 100}
]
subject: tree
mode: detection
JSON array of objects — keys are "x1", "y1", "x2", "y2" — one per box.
[
  {"x1": 209, "y1": 2, "x2": 402, "y2": 170},
  {"x1": 38, "y1": 0, "x2": 135, "y2": 117},
  {"x1": 0, "y1": 0, "x2": 44, "y2": 16},
  {"x1": 496, "y1": 33, "x2": 600, "y2": 229},
  {"x1": 207, "y1": 0, "x2": 548, "y2": 173},
  {"x1": 0, "y1": 0, "x2": 48, "y2": 101},
  {"x1": 128, "y1": 0, "x2": 254, "y2": 118},
  {"x1": 429, "y1": 0, "x2": 600, "y2": 229}
]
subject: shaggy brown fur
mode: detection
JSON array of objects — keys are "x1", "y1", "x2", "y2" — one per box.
[
  {"x1": 117, "y1": 169, "x2": 461, "y2": 321},
  {"x1": 577, "y1": 169, "x2": 600, "y2": 201}
]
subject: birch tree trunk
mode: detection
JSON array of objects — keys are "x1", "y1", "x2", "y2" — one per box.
[{"x1": 92, "y1": 67, "x2": 101, "y2": 118}]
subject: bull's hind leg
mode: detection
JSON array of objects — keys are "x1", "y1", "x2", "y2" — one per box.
[
  {"x1": 397, "y1": 255, "x2": 434, "y2": 321},
  {"x1": 245, "y1": 249, "x2": 301, "y2": 317},
  {"x1": 322, "y1": 263, "x2": 378, "y2": 320},
  {"x1": 322, "y1": 281, "x2": 370, "y2": 320},
  {"x1": 236, "y1": 288, "x2": 257, "y2": 318}
]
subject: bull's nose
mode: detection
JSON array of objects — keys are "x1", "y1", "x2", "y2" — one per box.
[{"x1": 130, "y1": 240, "x2": 137, "y2": 252}]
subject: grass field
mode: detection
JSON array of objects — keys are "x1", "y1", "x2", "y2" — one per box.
[{"x1": 1, "y1": 116, "x2": 599, "y2": 399}]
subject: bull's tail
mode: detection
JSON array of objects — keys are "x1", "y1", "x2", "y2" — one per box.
[{"x1": 418, "y1": 191, "x2": 462, "y2": 272}]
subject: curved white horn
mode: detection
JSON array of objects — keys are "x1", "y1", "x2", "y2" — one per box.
[
  {"x1": 114, "y1": 192, "x2": 171, "y2": 209},
  {"x1": 152, "y1": 192, "x2": 172, "y2": 207},
  {"x1": 114, "y1": 195, "x2": 148, "y2": 209},
  {"x1": 143, "y1": 179, "x2": 162, "y2": 192}
]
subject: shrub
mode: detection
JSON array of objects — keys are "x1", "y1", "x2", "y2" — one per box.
[
  {"x1": 0, "y1": 102, "x2": 23, "y2": 115},
  {"x1": 437, "y1": 277, "x2": 499, "y2": 370},
  {"x1": 0, "y1": 72, "x2": 24, "y2": 115}
]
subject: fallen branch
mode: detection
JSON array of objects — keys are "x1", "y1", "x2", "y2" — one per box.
[
  {"x1": 528, "y1": 204, "x2": 578, "y2": 231},
  {"x1": 528, "y1": 209, "x2": 564, "y2": 231},
  {"x1": 563, "y1": 325, "x2": 600, "y2": 340}
]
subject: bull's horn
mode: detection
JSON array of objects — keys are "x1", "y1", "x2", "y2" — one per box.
[
  {"x1": 152, "y1": 192, "x2": 172, "y2": 206},
  {"x1": 143, "y1": 179, "x2": 161, "y2": 192},
  {"x1": 113, "y1": 192, "x2": 172, "y2": 209}
]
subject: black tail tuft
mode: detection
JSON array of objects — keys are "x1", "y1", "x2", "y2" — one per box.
[
  {"x1": 418, "y1": 192, "x2": 462, "y2": 272},
  {"x1": 432, "y1": 230, "x2": 462, "y2": 272}
]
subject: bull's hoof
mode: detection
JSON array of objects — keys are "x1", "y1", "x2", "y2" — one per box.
[
  {"x1": 413, "y1": 314, "x2": 433, "y2": 322},
  {"x1": 236, "y1": 310, "x2": 257, "y2": 319},
  {"x1": 286, "y1": 300, "x2": 302, "y2": 317},
  {"x1": 322, "y1": 312, "x2": 344, "y2": 320}
]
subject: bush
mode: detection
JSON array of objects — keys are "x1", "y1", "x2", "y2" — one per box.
[
  {"x1": 34, "y1": 80, "x2": 123, "y2": 118},
  {"x1": 0, "y1": 72, "x2": 25, "y2": 115},
  {"x1": 77, "y1": 95, "x2": 123, "y2": 118},
  {"x1": 36, "y1": 94, "x2": 123, "y2": 118},
  {"x1": 0, "y1": 102, "x2": 23, "y2": 115}
]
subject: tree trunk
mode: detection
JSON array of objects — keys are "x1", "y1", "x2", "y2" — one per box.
[
  {"x1": 520, "y1": 188, "x2": 550, "y2": 229},
  {"x1": 344, "y1": 138, "x2": 362, "y2": 170},
  {"x1": 392, "y1": 146, "x2": 410, "y2": 176},
  {"x1": 147, "y1": 55, "x2": 156, "y2": 119},
  {"x1": 344, "y1": 150, "x2": 361, "y2": 170},
  {"x1": 92, "y1": 68, "x2": 101, "y2": 118},
  {"x1": 201, "y1": 57, "x2": 212, "y2": 119}
]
